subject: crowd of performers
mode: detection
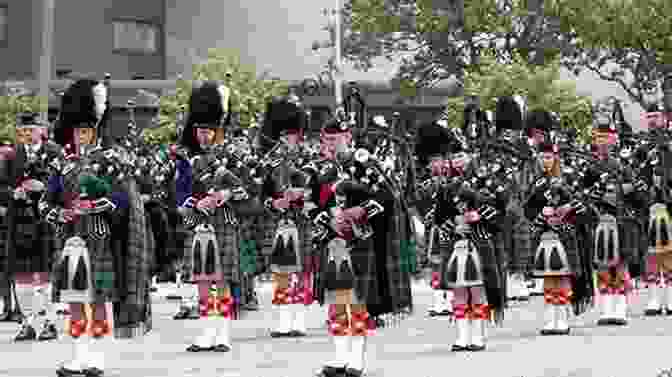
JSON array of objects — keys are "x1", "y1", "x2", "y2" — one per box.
[{"x1": 0, "y1": 74, "x2": 672, "y2": 377}]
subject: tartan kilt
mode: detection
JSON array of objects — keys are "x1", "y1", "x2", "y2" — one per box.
[
  {"x1": 182, "y1": 208, "x2": 240, "y2": 284},
  {"x1": 529, "y1": 230, "x2": 582, "y2": 277},
  {"x1": 261, "y1": 212, "x2": 314, "y2": 273},
  {"x1": 510, "y1": 218, "x2": 532, "y2": 274},
  {"x1": 318, "y1": 238, "x2": 378, "y2": 305},
  {"x1": 50, "y1": 233, "x2": 117, "y2": 304},
  {"x1": 619, "y1": 218, "x2": 643, "y2": 278}
]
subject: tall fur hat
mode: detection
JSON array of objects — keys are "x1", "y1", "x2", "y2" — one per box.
[
  {"x1": 54, "y1": 78, "x2": 107, "y2": 147},
  {"x1": 495, "y1": 96, "x2": 523, "y2": 131},
  {"x1": 179, "y1": 81, "x2": 232, "y2": 152},
  {"x1": 415, "y1": 121, "x2": 456, "y2": 166},
  {"x1": 259, "y1": 96, "x2": 307, "y2": 153}
]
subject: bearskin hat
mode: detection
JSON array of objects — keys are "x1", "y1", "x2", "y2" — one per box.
[
  {"x1": 494, "y1": 96, "x2": 523, "y2": 131},
  {"x1": 179, "y1": 81, "x2": 231, "y2": 152},
  {"x1": 525, "y1": 109, "x2": 554, "y2": 135},
  {"x1": 335, "y1": 180, "x2": 371, "y2": 208},
  {"x1": 415, "y1": 121, "x2": 456, "y2": 166},
  {"x1": 259, "y1": 96, "x2": 307, "y2": 153},
  {"x1": 54, "y1": 79, "x2": 109, "y2": 148}
]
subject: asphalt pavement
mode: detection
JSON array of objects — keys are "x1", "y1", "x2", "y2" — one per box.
[{"x1": 0, "y1": 279, "x2": 671, "y2": 377}]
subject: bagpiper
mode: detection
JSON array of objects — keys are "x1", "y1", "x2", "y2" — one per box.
[
  {"x1": 312, "y1": 108, "x2": 413, "y2": 376},
  {"x1": 417, "y1": 116, "x2": 507, "y2": 352},
  {"x1": 39, "y1": 77, "x2": 150, "y2": 376},
  {"x1": 1, "y1": 113, "x2": 58, "y2": 342},
  {"x1": 637, "y1": 100, "x2": 672, "y2": 315},
  {"x1": 587, "y1": 99, "x2": 646, "y2": 325},
  {"x1": 523, "y1": 108, "x2": 594, "y2": 336},
  {"x1": 175, "y1": 80, "x2": 256, "y2": 353},
  {"x1": 258, "y1": 94, "x2": 315, "y2": 337}
]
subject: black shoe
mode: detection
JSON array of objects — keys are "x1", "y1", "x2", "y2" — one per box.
[
  {"x1": 467, "y1": 344, "x2": 486, "y2": 351},
  {"x1": 14, "y1": 323, "x2": 37, "y2": 341},
  {"x1": 316, "y1": 365, "x2": 347, "y2": 377},
  {"x1": 666, "y1": 309, "x2": 672, "y2": 316},
  {"x1": 345, "y1": 367, "x2": 364, "y2": 377},
  {"x1": 610, "y1": 318, "x2": 627, "y2": 326},
  {"x1": 427, "y1": 309, "x2": 438, "y2": 317},
  {"x1": 56, "y1": 366, "x2": 83, "y2": 376},
  {"x1": 0, "y1": 309, "x2": 23, "y2": 322},
  {"x1": 38, "y1": 322, "x2": 58, "y2": 341},
  {"x1": 289, "y1": 330, "x2": 307, "y2": 337},
  {"x1": 172, "y1": 306, "x2": 190, "y2": 320},
  {"x1": 437, "y1": 309, "x2": 453, "y2": 316},
  {"x1": 451, "y1": 344, "x2": 468, "y2": 351},
  {"x1": 596, "y1": 318, "x2": 611, "y2": 326},
  {"x1": 186, "y1": 344, "x2": 214, "y2": 352},
  {"x1": 644, "y1": 308, "x2": 662, "y2": 316},
  {"x1": 83, "y1": 367, "x2": 104, "y2": 377},
  {"x1": 270, "y1": 330, "x2": 293, "y2": 338},
  {"x1": 213, "y1": 344, "x2": 231, "y2": 352}
]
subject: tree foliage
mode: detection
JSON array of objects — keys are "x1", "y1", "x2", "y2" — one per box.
[
  {"x1": 144, "y1": 48, "x2": 289, "y2": 144},
  {"x1": 333, "y1": 0, "x2": 672, "y2": 108},
  {"x1": 558, "y1": 0, "x2": 672, "y2": 107},
  {"x1": 0, "y1": 85, "x2": 47, "y2": 144},
  {"x1": 443, "y1": 51, "x2": 593, "y2": 143}
]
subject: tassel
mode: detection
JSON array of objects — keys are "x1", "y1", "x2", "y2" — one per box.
[
  {"x1": 205, "y1": 241, "x2": 216, "y2": 275},
  {"x1": 446, "y1": 259, "x2": 458, "y2": 284},
  {"x1": 285, "y1": 236, "x2": 296, "y2": 265},
  {"x1": 596, "y1": 230, "x2": 605, "y2": 262},
  {"x1": 325, "y1": 259, "x2": 337, "y2": 291},
  {"x1": 72, "y1": 256, "x2": 88, "y2": 290},
  {"x1": 661, "y1": 219, "x2": 669, "y2": 246},
  {"x1": 465, "y1": 254, "x2": 479, "y2": 282},
  {"x1": 193, "y1": 241, "x2": 202, "y2": 275},
  {"x1": 271, "y1": 237, "x2": 286, "y2": 264},
  {"x1": 607, "y1": 230, "x2": 615, "y2": 261},
  {"x1": 549, "y1": 247, "x2": 564, "y2": 271},
  {"x1": 534, "y1": 247, "x2": 545, "y2": 271},
  {"x1": 55, "y1": 256, "x2": 69, "y2": 290}
]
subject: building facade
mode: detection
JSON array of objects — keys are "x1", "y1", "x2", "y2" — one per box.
[{"x1": 0, "y1": 0, "x2": 167, "y2": 82}]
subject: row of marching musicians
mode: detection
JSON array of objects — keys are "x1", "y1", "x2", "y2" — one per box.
[
  {"x1": 2, "y1": 75, "x2": 672, "y2": 377},
  {"x1": 0, "y1": 77, "x2": 415, "y2": 377},
  {"x1": 421, "y1": 94, "x2": 672, "y2": 354}
]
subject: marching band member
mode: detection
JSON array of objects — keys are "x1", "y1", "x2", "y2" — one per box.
[
  {"x1": 419, "y1": 119, "x2": 507, "y2": 352},
  {"x1": 638, "y1": 102, "x2": 672, "y2": 316},
  {"x1": 492, "y1": 96, "x2": 535, "y2": 302},
  {"x1": 588, "y1": 99, "x2": 645, "y2": 325},
  {"x1": 3, "y1": 113, "x2": 57, "y2": 342},
  {"x1": 312, "y1": 109, "x2": 413, "y2": 376},
  {"x1": 523, "y1": 109, "x2": 593, "y2": 335},
  {"x1": 259, "y1": 95, "x2": 315, "y2": 337},
  {"x1": 41, "y1": 77, "x2": 150, "y2": 376},
  {"x1": 175, "y1": 81, "x2": 253, "y2": 353}
]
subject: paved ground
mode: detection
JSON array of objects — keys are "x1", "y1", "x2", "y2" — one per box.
[{"x1": 1, "y1": 279, "x2": 671, "y2": 377}]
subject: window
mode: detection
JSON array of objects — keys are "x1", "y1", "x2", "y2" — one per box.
[
  {"x1": 0, "y1": 6, "x2": 7, "y2": 45},
  {"x1": 112, "y1": 20, "x2": 159, "y2": 54}
]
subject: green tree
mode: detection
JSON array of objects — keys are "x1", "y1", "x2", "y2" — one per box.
[
  {"x1": 144, "y1": 48, "x2": 289, "y2": 144},
  {"x1": 0, "y1": 84, "x2": 47, "y2": 144},
  {"x1": 322, "y1": 0, "x2": 578, "y2": 89},
  {"x1": 443, "y1": 51, "x2": 593, "y2": 143},
  {"x1": 558, "y1": 0, "x2": 672, "y2": 107}
]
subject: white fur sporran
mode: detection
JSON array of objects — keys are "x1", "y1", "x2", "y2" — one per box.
[
  {"x1": 649, "y1": 203, "x2": 672, "y2": 254},
  {"x1": 533, "y1": 232, "x2": 571, "y2": 277},
  {"x1": 270, "y1": 219, "x2": 301, "y2": 273},
  {"x1": 191, "y1": 224, "x2": 223, "y2": 281},
  {"x1": 59, "y1": 236, "x2": 94, "y2": 303},
  {"x1": 593, "y1": 214, "x2": 620, "y2": 267},
  {"x1": 444, "y1": 238, "x2": 484, "y2": 287}
]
